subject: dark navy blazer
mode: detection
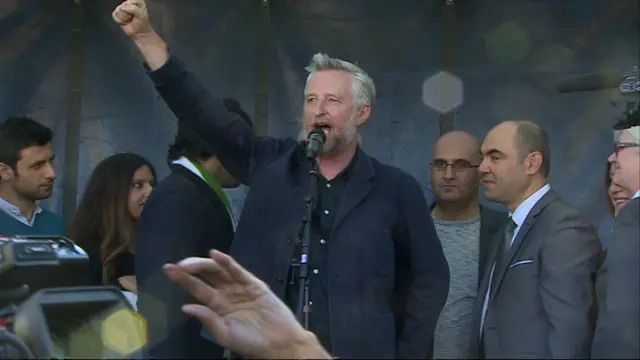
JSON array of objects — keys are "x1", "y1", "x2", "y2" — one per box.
[{"x1": 147, "y1": 56, "x2": 450, "y2": 359}]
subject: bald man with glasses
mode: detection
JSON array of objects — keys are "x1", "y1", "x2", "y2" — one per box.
[{"x1": 428, "y1": 131, "x2": 506, "y2": 359}]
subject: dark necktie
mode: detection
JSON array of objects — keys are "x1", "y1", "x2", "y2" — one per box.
[{"x1": 489, "y1": 217, "x2": 517, "y2": 298}]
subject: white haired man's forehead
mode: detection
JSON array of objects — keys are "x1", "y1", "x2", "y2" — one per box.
[
  {"x1": 629, "y1": 126, "x2": 640, "y2": 142},
  {"x1": 304, "y1": 53, "x2": 377, "y2": 108},
  {"x1": 615, "y1": 126, "x2": 640, "y2": 143}
]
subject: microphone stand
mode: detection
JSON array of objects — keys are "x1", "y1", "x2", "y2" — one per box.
[{"x1": 295, "y1": 157, "x2": 320, "y2": 329}]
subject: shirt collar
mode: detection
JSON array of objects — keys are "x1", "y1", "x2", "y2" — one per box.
[
  {"x1": 0, "y1": 196, "x2": 43, "y2": 227},
  {"x1": 337, "y1": 148, "x2": 359, "y2": 181},
  {"x1": 510, "y1": 184, "x2": 551, "y2": 227},
  {"x1": 172, "y1": 157, "x2": 206, "y2": 182},
  {"x1": 633, "y1": 190, "x2": 640, "y2": 200}
]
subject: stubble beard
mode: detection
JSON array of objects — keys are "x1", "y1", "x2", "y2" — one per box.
[
  {"x1": 11, "y1": 176, "x2": 52, "y2": 203},
  {"x1": 299, "y1": 114, "x2": 359, "y2": 158}
]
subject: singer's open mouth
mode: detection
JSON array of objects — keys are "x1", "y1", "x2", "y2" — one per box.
[{"x1": 314, "y1": 124, "x2": 331, "y2": 135}]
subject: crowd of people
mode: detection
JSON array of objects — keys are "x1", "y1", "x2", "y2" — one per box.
[{"x1": 0, "y1": 0, "x2": 637, "y2": 358}]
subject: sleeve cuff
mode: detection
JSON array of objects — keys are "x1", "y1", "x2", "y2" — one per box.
[{"x1": 144, "y1": 52, "x2": 184, "y2": 87}]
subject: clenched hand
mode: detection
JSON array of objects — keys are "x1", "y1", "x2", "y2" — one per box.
[{"x1": 112, "y1": 0, "x2": 153, "y2": 38}]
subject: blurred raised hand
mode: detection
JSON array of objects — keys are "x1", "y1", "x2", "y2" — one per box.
[{"x1": 164, "y1": 250, "x2": 331, "y2": 359}]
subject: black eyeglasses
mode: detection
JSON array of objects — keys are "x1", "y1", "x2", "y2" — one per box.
[
  {"x1": 614, "y1": 142, "x2": 640, "y2": 154},
  {"x1": 430, "y1": 160, "x2": 479, "y2": 172}
]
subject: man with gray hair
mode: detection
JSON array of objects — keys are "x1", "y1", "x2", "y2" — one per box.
[
  {"x1": 112, "y1": 1, "x2": 450, "y2": 358},
  {"x1": 591, "y1": 113, "x2": 640, "y2": 359}
]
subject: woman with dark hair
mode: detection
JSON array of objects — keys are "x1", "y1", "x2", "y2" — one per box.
[
  {"x1": 68, "y1": 153, "x2": 156, "y2": 295},
  {"x1": 605, "y1": 161, "x2": 631, "y2": 217}
]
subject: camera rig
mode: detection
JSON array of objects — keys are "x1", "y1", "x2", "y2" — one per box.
[
  {"x1": 0, "y1": 235, "x2": 143, "y2": 359},
  {"x1": 556, "y1": 65, "x2": 639, "y2": 127}
]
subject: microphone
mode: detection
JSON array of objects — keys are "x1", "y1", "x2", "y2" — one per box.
[
  {"x1": 556, "y1": 70, "x2": 623, "y2": 93},
  {"x1": 304, "y1": 129, "x2": 326, "y2": 159},
  {"x1": 556, "y1": 67, "x2": 640, "y2": 131}
]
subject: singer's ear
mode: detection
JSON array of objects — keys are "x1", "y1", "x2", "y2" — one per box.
[{"x1": 356, "y1": 104, "x2": 371, "y2": 126}]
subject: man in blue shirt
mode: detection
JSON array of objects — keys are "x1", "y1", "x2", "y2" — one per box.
[{"x1": 0, "y1": 117, "x2": 64, "y2": 236}]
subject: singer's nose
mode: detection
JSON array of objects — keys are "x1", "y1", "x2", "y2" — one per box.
[{"x1": 312, "y1": 99, "x2": 328, "y2": 117}]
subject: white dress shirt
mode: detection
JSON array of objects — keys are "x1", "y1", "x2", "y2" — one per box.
[
  {"x1": 172, "y1": 156, "x2": 206, "y2": 181},
  {"x1": 0, "y1": 196, "x2": 42, "y2": 226},
  {"x1": 480, "y1": 184, "x2": 551, "y2": 334},
  {"x1": 172, "y1": 156, "x2": 236, "y2": 229}
]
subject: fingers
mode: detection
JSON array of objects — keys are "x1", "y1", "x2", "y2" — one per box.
[
  {"x1": 164, "y1": 265, "x2": 224, "y2": 307},
  {"x1": 182, "y1": 304, "x2": 229, "y2": 346},
  {"x1": 112, "y1": 0, "x2": 147, "y2": 24},
  {"x1": 165, "y1": 251, "x2": 264, "y2": 298},
  {"x1": 120, "y1": 3, "x2": 146, "y2": 19},
  {"x1": 174, "y1": 256, "x2": 234, "y2": 285},
  {"x1": 112, "y1": 6, "x2": 133, "y2": 25},
  {"x1": 210, "y1": 250, "x2": 259, "y2": 286},
  {"x1": 126, "y1": 0, "x2": 147, "y2": 7}
]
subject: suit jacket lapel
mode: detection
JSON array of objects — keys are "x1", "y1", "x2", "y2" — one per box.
[
  {"x1": 287, "y1": 151, "x2": 309, "y2": 227},
  {"x1": 480, "y1": 221, "x2": 505, "y2": 299},
  {"x1": 268, "y1": 152, "x2": 309, "y2": 268},
  {"x1": 478, "y1": 207, "x2": 503, "y2": 286},
  {"x1": 473, "y1": 229, "x2": 501, "y2": 339},
  {"x1": 332, "y1": 148, "x2": 374, "y2": 231},
  {"x1": 170, "y1": 165, "x2": 221, "y2": 208},
  {"x1": 489, "y1": 191, "x2": 556, "y2": 303}
]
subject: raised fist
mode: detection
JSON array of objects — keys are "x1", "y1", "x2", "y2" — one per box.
[{"x1": 112, "y1": 0, "x2": 153, "y2": 38}]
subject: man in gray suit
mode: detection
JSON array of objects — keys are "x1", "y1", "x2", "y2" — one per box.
[
  {"x1": 591, "y1": 118, "x2": 640, "y2": 359},
  {"x1": 428, "y1": 131, "x2": 506, "y2": 359},
  {"x1": 469, "y1": 120, "x2": 601, "y2": 359}
]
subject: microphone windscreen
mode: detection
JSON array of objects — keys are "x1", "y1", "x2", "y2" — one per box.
[
  {"x1": 308, "y1": 129, "x2": 326, "y2": 142},
  {"x1": 556, "y1": 70, "x2": 622, "y2": 93}
]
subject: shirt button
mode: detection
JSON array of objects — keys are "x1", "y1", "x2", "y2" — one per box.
[
  {"x1": 313, "y1": 269, "x2": 319, "y2": 274},
  {"x1": 324, "y1": 210, "x2": 330, "y2": 215},
  {"x1": 326, "y1": 183, "x2": 331, "y2": 188},
  {"x1": 320, "y1": 239, "x2": 326, "y2": 244}
]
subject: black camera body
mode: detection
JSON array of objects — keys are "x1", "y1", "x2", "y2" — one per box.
[
  {"x1": 0, "y1": 235, "x2": 89, "y2": 301},
  {"x1": 0, "y1": 236, "x2": 143, "y2": 359}
]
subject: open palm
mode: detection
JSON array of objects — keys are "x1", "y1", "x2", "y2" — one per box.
[{"x1": 164, "y1": 251, "x2": 307, "y2": 359}]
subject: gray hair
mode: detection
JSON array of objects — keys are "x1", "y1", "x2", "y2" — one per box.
[
  {"x1": 304, "y1": 53, "x2": 376, "y2": 109},
  {"x1": 614, "y1": 126, "x2": 640, "y2": 145}
]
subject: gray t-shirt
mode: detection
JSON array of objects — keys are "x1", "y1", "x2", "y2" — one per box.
[{"x1": 432, "y1": 215, "x2": 481, "y2": 359}]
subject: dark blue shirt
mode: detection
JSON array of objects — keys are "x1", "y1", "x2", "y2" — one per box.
[{"x1": 285, "y1": 153, "x2": 356, "y2": 353}]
